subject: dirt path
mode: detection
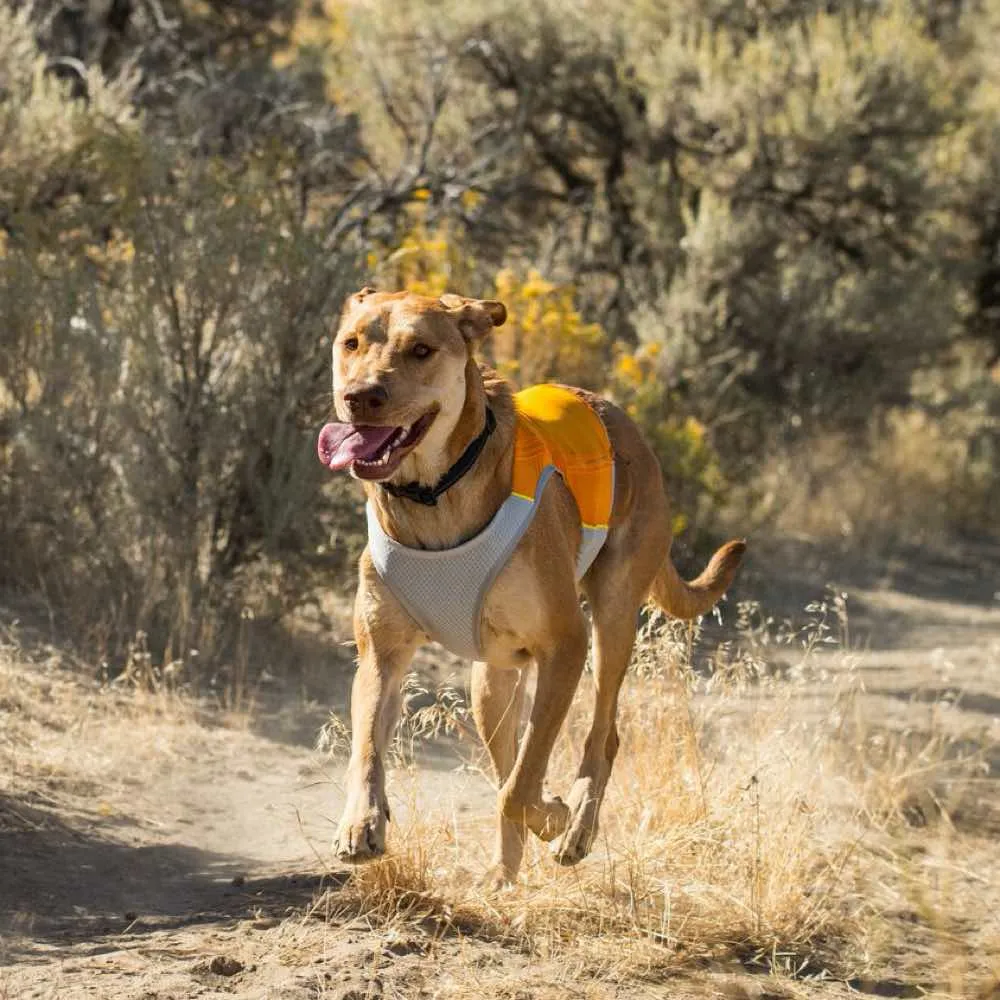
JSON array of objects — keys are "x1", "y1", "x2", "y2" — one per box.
[
  {"x1": 0, "y1": 636, "x2": 497, "y2": 999},
  {"x1": 1, "y1": 541, "x2": 998, "y2": 999}
]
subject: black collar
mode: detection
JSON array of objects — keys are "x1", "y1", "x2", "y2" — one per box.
[{"x1": 381, "y1": 407, "x2": 497, "y2": 506}]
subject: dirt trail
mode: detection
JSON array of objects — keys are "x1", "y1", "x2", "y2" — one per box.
[
  {"x1": 0, "y1": 637, "x2": 495, "y2": 999},
  {"x1": 1, "y1": 540, "x2": 999, "y2": 999}
]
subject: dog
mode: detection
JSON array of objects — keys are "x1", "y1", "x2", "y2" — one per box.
[{"x1": 317, "y1": 287, "x2": 745, "y2": 885}]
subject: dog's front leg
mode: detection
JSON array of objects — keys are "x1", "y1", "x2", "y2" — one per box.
[
  {"x1": 472, "y1": 662, "x2": 528, "y2": 887},
  {"x1": 498, "y1": 615, "x2": 589, "y2": 843},
  {"x1": 334, "y1": 554, "x2": 420, "y2": 863}
]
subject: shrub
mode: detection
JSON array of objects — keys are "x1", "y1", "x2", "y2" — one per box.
[
  {"x1": 4, "y1": 0, "x2": 1000, "y2": 680},
  {"x1": 371, "y1": 213, "x2": 608, "y2": 392},
  {"x1": 610, "y1": 345, "x2": 726, "y2": 536},
  {"x1": 293, "y1": 0, "x2": 998, "y2": 542},
  {"x1": 491, "y1": 267, "x2": 606, "y2": 389},
  {"x1": 0, "y1": 6, "x2": 138, "y2": 237},
  {"x1": 0, "y1": 150, "x2": 361, "y2": 665}
]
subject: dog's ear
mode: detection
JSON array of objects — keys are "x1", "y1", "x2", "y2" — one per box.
[
  {"x1": 440, "y1": 294, "x2": 507, "y2": 341},
  {"x1": 341, "y1": 286, "x2": 377, "y2": 319}
]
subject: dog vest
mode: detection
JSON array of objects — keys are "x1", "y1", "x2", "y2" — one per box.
[{"x1": 366, "y1": 385, "x2": 615, "y2": 660}]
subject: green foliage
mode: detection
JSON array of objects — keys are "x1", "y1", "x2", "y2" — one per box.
[
  {"x1": 0, "y1": 147, "x2": 361, "y2": 662},
  {"x1": 2, "y1": 0, "x2": 1000, "y2": 670},
  {"x1": 0, "y1": 7, "x2": 138, "y2": 229},
  {"x1": 624, "y1": 3, "x2": 966, "y2": 445},
  {"x1": 304, "y1": 0, "x2": 998, "y2": 535},
  {"x1": 610, "y1": 347, "x2": 725, "y2": 536},
  {"x1": 491, "y1": 268, "x2": 606, "y2": 390}
]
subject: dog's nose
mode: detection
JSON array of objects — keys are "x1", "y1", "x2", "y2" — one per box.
[{"x1": 343, "y1": 383, "x2": 388, "y2": 419}]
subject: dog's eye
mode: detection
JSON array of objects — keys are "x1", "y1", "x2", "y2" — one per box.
[
  {"x1": 412, "y1": 343, "x2": 434, "y2": 360},
  {"x1": 341, "y1": 337, "x2": 359, "y2": 352}
]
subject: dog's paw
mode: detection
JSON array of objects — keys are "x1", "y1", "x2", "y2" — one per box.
[
  {"x1": 551, "y1": 821, "x2": 597, "y2": 866},
  {"x1": 551, "y1": 778, "x2": 600, "y2": 866},
  {"x1": 333, "y1": 806, "x2": 387, "y2": 863},
  {"x1": 536, "y1": 794, "x2": 570, "y2": 841},
  {"x1": 500, "y1": 792, "x2": 569, "y2": 842},
  {"x1": 480, "y1": 863, "x2": 518, "y2": 893}
]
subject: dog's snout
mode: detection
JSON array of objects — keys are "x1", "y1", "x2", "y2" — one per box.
[{"x1": 343, "y1": 383, "x2": 388, "y2": 420}]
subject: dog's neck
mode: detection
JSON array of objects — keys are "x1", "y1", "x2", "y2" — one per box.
[{"x1": 364, "y1": 359, "x2": 515, "y2": 550}]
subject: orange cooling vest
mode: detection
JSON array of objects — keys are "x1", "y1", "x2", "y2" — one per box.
[
  {"x1": 366, "y1": 385, "x2": 615, "y2": 659},
  {"x1": 510, "y1": 384, "x2": 615, "y2": 557}
]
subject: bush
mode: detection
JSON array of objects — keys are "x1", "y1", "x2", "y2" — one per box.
[
  {"x1": 371, "y1": 211, "x2": 608, "y2": 390},
  {"x1": 295, "y1": 0, "x2": 999, "y2": 543},
  {"x1": 0, "y1": 149, "x2": 361, "y2": 664},
  {"x1": 0, "y1": 6, "x2": 138, "y2": 235},
  {"x1": 3, "y1": 0, "x2": 1000, "y2": 678}
]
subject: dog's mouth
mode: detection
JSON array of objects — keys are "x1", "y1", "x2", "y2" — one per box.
[{"x1": 317, "y1": 410, "x2": 437, "y2": 481}]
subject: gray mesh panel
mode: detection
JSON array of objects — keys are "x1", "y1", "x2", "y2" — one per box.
[
  {"x1": 576, "y1": 525, "x2": 609, "y2": 578},
  {"x1": 367, "y1": 467, "x2": 556, "y2": 660}
]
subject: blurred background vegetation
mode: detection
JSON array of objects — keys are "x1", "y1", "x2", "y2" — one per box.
[{"x1": 1, "y1": 0, "x2": 998, "y2": 675}]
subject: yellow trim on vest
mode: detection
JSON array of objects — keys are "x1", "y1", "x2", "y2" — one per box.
[{"x1": 512, "y1": 385, "x2": 614, "y2": 530}]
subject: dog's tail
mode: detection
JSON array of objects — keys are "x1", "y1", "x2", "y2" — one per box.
[{"x1": 648, "y1": 539, "x2": 746, "y2": 620}]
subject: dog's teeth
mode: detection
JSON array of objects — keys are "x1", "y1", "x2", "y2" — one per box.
[{"x1": 384, "y1": 425, "x2": 408, "y2": 451}]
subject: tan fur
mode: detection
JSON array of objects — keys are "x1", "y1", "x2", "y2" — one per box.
[{"x1": 329, "y1": 289, "x2": 745, "y2": 882}]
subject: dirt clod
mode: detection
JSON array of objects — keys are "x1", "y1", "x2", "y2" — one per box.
[
  {"x1": 383, "y1": 931, "x2": 427, "y2": 957},
  {"x1": 209, "y1": 955, "x2": 244, "y2": 976}
]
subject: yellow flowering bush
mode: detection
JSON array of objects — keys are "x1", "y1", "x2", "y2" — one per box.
[
  {"x1": 371, "y1": 215, "x2": 470, "y2": 299},
  {"x1": 367, "y1": 214, "x2": 724, "y2": 532},
  {"x1": 491, "y1": 268, "x2": 605, "y2": 389},
  {"x1": 370, "y1": 215, "x2": 606, "y2": 388}
]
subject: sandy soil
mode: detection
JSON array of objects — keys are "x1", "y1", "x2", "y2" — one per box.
[{"x1": 1, "y1": 539, "x2": 998, "y2": 999}]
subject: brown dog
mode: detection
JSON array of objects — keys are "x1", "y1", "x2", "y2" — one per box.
[{"x1": 318, "y1": 288, "x2": 745, "y2": 884}]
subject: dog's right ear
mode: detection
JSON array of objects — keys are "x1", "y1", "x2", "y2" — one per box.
[{"x1": 440, "y1": 294, "x2": 507, "y2": 341}]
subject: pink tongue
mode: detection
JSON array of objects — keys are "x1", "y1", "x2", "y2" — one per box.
[{"x1": 317, "y1": 422, "x2": 398, "y2": 471}]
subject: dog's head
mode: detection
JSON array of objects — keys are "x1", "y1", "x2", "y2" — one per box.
[{"x1": 317, "y1": 288, "x2": 506, "y2": 482}]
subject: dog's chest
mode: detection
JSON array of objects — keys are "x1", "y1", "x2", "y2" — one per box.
[{"x1": 475, "y1": 549, "x2": 560, "y2": 666}]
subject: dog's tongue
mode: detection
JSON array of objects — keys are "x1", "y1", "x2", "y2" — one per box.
[{"x1": 318, "y1": 422, "x2": 397, "y2": 471}]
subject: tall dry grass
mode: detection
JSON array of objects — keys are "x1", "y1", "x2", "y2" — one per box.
[
  {"x1": 743, "y1": 405, "x2": 1000, "y2": 549},
  {"x1": 318, "y1": 599, "x2": 999, "y2": 993}
]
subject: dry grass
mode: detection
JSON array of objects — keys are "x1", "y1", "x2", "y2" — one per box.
[
  {"x1": 0, "y1": 615, "x2": 230, "y2": 833},
  {"x1": 320, "y1": 599, "x2": 1000, "y2": 995},
  {"x1": 745, "y1": 409, "x2": 1000, "y2": 550},
  {"x1": 3, "y1": 596, "x2": 998, "y2": 999}
]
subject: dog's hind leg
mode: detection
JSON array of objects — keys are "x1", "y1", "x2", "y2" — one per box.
[
  {"x1": 471, "y1": 662, "x2": 527, "y2": 886},
  {"x1": 552, "y1": 507, "x2": 667, "y2": 866},
  {"x1": 551, "y1": 590, "x2": 641, "y2": 866}
]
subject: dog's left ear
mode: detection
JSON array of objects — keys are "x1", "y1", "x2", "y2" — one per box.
[{"x1": 440, "y1": 294, "x2": 507, "y2": 341}]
